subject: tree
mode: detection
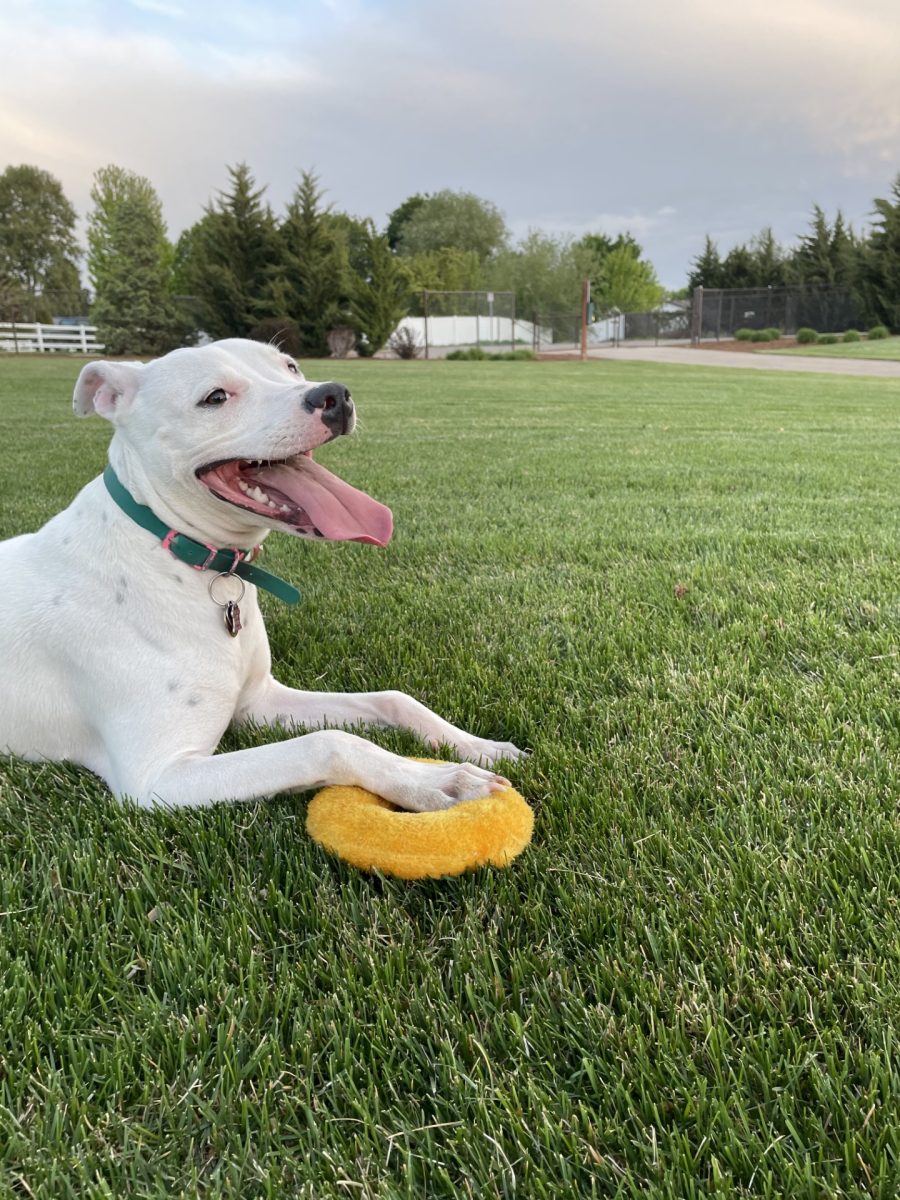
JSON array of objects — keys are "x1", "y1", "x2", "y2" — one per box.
[
  {"x1": 400, "y1": 247, "x2": 484, "y2": 299},
  {"x1": 719, "y1": 244, "x2": 757, "y2": 290},
  {"x1": 177, "y1": 164, "x2": 280, "y2": 339},
  {"x1": 267, "y1": 171, "x2": 346, "y2": 357},
  {"x1": 578, "y1": 231, "x2": 642, "y2": 262},
  {"x1": 861, "y1": 175, "x2": 900, "y2": 331},
  {"x1": 325, "y1": 211, "x2": 376, "y2": 284},
  {"x1": 687, "y1": 236, "x2": 725, "y2": 291},
  {"x1": 87, "y1": 165, "x2": 185, "y2": 356},
  {"x1": 748, "y1": 227, "x2": 788, "y2": 287},
  {"x1": 396, "y1": 189, "x2": 508, "y2": 262},
  {"x1": 486, "y1": 230, "x2": 580, "y2": 317},
  {"x1": 576, "y1": 232, "x2": 663, "y2": 313},
  {"x1": 386, "y1": 194, "x2": 428, "y2": 251},
  {"x1": 348, "y1": 224, "x2": 411, "y2": 355},
  {"x1": 591, "y1": 243, "x2": 664, "y2": 313},
  {"x1": 688, "y1": 229, "x2": 788, "y2": 292},
  {"x1": 789, "y1": 206, "x2": 858, "y2": 289},
  {"x1": 0, "y1": 165, "x2": 80, "y2": 319}
]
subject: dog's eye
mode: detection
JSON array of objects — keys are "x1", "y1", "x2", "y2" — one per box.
[
  {"x1": 198, "y1": 388, "x2": 228, "y2": 407},
  {"x1": 286, "y1": 361, "x2": 299, "y2": 375}
]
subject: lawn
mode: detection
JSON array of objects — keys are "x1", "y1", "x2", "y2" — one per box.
[
  {"x1": 1, "y1": 354, "x2": 899, "y2": 1199},
  {"x1": 771, "y1": 335, "x2": 900, "y2": 360}
]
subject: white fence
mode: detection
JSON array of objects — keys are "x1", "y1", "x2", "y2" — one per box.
[
  {"x1": 0, "y1": 322, "x2": 105, "y2": 354},
  {"x1": 393, "y1": 315, "x2": 541, "y2": 349}
]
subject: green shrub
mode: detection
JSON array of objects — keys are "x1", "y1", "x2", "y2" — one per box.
[
  {"x1": 763, "y1": 327, "x2": 782, "y2": 341},
  {"x1": 818, "y1": 333, "x2": 839, "y2": 344},
  {"x1": 868, "y1": 324, "x2": 890, "y2": 340},
  {"x1": 749, "y1": 330, "x2": 771, "y2": 343},
  {"x1": 445, "y1": 346, "x2": 534, "y2": 361},
  {"x1": 796, "y1": 327, "x2": 819, "y2": 344},
  {"x1": 734, "y1": 328, "x2": 754, "y2": 341},
  {"x1": 841, "y1": 329, "x2": 861, "y2": 343}
]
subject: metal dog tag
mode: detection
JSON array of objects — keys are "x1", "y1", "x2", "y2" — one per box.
[
  {"x1": 209, "y1": 571, "x2": 246, "y2": 637},
  {"x1": 224, "y1": 600, "x2": 242, "y2": 638}
]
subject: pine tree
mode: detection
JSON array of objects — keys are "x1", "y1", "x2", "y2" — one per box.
[
  {"x1": 720, "y1": 244, "x2": 756, "y2": 289},
  {"x1": 687, "y1": 236, "x2": 724, "y2": 291},
  {"x1": 348, "y1": 225, "x2": 411, "y2": 355},
  {"x1": 88, "y1": 165, "x2": 183, "y2": 356},
  {"x1": 862, "y1": 175, "x2": 900, "y2": 331},
  {"x1": 786, "y1": 206, "x2": 866, "y2": 330},
  {"x1": 268, "y1": 172, "x2": 346, "y2": 357},
  {"x1": 748, "y1": 227, "x2": 788, "y2": 287},
  {"x1": 791, "y1": 206, "x2": 840, "y2": 287},
  {"x1": 178, "y1": 164, "x2": 280, "y2": 339}
]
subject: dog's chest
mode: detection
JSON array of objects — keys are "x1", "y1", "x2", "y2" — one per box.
[{"x1": 40, "y1": 493, "x2": 268, "y2": 684}]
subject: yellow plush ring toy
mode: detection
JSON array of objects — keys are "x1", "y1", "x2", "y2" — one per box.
[{"x1": 306, "y1": 759, "x2": 533, "y2": 880}]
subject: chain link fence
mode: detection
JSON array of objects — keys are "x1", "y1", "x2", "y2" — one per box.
[
  {"x1": 690, "y1": 286, "x2": 864, "y2": 341},
  {"x1": 404, "y1": 290, "x2": 518, "y2": 357},
  {"x1": 526, "y1": 311, "x2": 581, "y2": 352},
  {"x1": 617, "y1": 305, "x2": 692, "y2": 344}
]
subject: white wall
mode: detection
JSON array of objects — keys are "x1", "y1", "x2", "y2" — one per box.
[{"x1": 393, "y1": 315, "x2": 542, "y2": 348}]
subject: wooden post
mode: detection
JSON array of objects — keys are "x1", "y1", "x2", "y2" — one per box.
[
  {"x1": 580, "y1": 279, "x2": 590, "y2": 361},
  {"x1": 690, "y1": 287, "x2": 703, "y2": 344}
]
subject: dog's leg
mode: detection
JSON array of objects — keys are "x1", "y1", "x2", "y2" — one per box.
[
  {"x1": 236, "y1": 679, "x2": 526, "y2": 767},
  {"x1": 114, "y1": 728, "x2": 511, "y2": 813}
]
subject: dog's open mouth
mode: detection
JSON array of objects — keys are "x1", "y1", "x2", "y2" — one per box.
[{"x1": 196, "y1": 452, "x2": 393, "y2": 546}]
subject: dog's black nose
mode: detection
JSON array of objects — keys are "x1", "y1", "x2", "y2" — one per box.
[{"x1": 303, "y1": 382, "x2": 354, "y2": 435}]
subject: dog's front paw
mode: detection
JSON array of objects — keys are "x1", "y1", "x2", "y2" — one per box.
[
  {"x1": 384, "y1": 760, "x2": 511, "y2": 813},
  {"x1": 428, "y1": 734, "x2": 529, "y2": 769}
]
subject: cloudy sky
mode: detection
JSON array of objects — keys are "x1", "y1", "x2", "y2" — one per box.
[{"x1": 1, "y1": 0, "x2": 898, "y2": 287}]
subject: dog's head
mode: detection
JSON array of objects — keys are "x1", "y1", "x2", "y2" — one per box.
[{"x1": 73, "y1": 338, "x2": 392, "y2": 548}]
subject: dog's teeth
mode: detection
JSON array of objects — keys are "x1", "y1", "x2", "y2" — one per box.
[
  {"x1": 238, "y1": 480, "x2": 250, "y2": 494},
  {"x1": 280, "y1": 504, "x2": 291, "y2": 513},
  {"x1": 247, "y1": 485, "x2": 269, "y2": 504},
  {"x1": 267, "y1": 500, "x2": 276, "y2": 508}
]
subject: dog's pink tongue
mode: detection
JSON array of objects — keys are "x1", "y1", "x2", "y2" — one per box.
[{"x1": 259, "y1": 457, "x2": 393, "y2": 545}]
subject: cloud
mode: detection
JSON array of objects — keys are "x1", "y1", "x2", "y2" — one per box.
[
  {"x1": 0, "y1": 0, "x2": 896, "y2": 287},
  {"x1": 130, "y1": 0, "x2": 186, "y2": 18},
  {"x1": 491, "y1": 0, "x2": 900, "y2": 166}
]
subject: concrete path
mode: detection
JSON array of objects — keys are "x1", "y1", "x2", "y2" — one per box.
[{"x1": 590, "y1": 345, "x2": 900, "y2": 378}]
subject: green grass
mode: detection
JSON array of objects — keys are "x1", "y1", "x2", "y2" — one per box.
[
  {"x1": 771, "y1": 335, "x2": 900, "y2": 360},
  {"x1": 1, "y1": 354, "x2": 899, "y2": 1198}
]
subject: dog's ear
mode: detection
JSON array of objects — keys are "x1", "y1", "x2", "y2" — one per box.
[{"x1": 73, "y1": 361, "x2": 144, "y2": 420}]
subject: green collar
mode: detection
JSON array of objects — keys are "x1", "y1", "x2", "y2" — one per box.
[{"x1": 102, "y1": 464, "x2": 301, "y2": 605}]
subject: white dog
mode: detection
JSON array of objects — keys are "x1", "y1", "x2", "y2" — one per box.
[{"x1": 0, "y1": 339, "x2": 524, "y2": 812}]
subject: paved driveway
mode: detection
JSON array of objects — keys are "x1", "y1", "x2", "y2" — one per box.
[{"x1": 592, "y1": 345, "x2": 900, "y2": 378}]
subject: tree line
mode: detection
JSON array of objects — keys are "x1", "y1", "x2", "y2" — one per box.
[
  {"x1": 687, "y1": 193, "x2": 900, "y2": 331},
  {"x1": 0, "y1": 162, "x2": 665, "y2": 356},
  {"x1": 1, "y1": 161, "x2": 899, "y2": 357}
]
